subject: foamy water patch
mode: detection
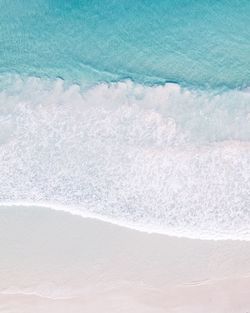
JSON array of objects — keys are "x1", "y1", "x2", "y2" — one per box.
[{"x1": 0, "y1": 75, "x2": 249, "y2": 240}]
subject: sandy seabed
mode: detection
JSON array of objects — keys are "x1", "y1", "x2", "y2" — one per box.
[{"x1": 0, "y1": 206, "x2": 250, "y2": 313}]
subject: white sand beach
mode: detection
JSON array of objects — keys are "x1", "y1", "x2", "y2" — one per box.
[{"x1": 0, "y1": 206, "x2": 250, "y2": 312}]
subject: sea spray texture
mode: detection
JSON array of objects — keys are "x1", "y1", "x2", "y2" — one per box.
[
  {"x1": 0, "y1": 1, "x2": 249, "y2": 240},
  {"x1": 0, "y1": 0, "x2": 250, "y2": 87},
  {"x1": 0, "y1": 76, "x2": 250, "y2": 240}
]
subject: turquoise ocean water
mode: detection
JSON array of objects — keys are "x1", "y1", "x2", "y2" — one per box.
[
  {"x1": 1, "y1": 0, "x2": 250, "y2": 87},
  {"x1": 0, "y1": 0, "x2": 249, "y2": 239}
]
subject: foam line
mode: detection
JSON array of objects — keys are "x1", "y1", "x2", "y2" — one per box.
[{"x1": 0, "y1": 75, "x2": 249, "y2": 241}]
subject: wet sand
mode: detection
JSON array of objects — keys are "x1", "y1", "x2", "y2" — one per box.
[{"x1": 0, "y1": 206, "x2": 250, "y2": 312}]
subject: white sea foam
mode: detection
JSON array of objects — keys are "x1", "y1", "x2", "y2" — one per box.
[{"x1": 0, "y1": 75, "x2": 249, "y2": 240}]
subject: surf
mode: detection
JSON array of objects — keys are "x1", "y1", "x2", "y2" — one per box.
[{"x1": 0, "y1": 75, "x2": 249, "y2": 240}]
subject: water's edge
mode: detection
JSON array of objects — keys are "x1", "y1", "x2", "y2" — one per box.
[{"x1": 0, "y1": 76, "x2": 249, "y2": 241}]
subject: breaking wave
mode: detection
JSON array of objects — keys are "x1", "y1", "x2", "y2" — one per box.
[{"x1": 0, "y1": 75, "x2": 249, "y2": 240}]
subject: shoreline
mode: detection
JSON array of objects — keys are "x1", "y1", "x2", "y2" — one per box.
[
  {"x1": 1, "y1": 205, "x2": 250, "y2": 312},
  {"x1": 0, "y1": 202, "x2": 250, "y2": 242}
]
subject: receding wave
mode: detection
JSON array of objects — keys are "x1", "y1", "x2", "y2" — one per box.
[{"x1": 0, "y1": 75, "x2": 249, "y2": 240}]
